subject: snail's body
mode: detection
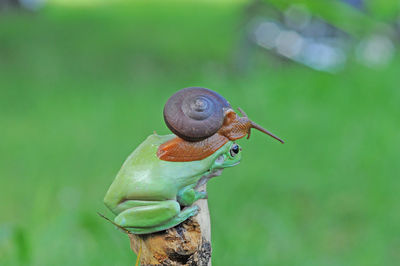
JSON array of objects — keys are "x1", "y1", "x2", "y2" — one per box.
[{"x1": 104, "y1": 134, "x2": 241, "y2": 234}]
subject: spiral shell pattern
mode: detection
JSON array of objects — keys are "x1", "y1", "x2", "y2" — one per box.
[{"x1": 163, "y1": 87, "x2": 231, "y2": 141}]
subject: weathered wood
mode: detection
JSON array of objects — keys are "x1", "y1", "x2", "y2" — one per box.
[
  {"x1": 128, "y1": 184, "x2": 212, "y2": 266},
  {"x1": 100, "y1": 171, "x2": 222, "y2": 265}
]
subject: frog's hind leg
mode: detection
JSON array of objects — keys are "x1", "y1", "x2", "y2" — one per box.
[
  {"x1": 126, "y1": 205, "x2": 199, "y2": 234},
  {"x1": 115, "y1": 200, "x2": 180, "y2": 228}
]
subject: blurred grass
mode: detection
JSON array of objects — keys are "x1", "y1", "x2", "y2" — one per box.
[{"x1": 1, "y1": 1, "x2": 400, "y2": 265}]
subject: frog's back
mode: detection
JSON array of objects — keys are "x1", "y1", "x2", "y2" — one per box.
[
  {"x1": 104, "y1": 134, "x2": 175, "y2": 204},
  {"x1": 104, "y1": 134, "x2": 215, "y2": 209}
]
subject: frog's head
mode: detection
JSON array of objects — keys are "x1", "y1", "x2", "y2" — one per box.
[{"x1": 211, "y1": 142, "x2": 242, "y2": 170}]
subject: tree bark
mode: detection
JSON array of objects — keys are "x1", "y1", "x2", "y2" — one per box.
[{"x1": 128, "y1": 183, "x2": 212, "y2": 266}]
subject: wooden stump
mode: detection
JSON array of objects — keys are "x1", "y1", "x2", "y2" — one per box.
[{"x1": 128, "y1": 184, "x2": 212, "y2": 266}]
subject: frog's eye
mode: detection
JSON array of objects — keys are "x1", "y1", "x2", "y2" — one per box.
[{"x1": 229, "y1": 143, "x2": 240, "y2": 157}]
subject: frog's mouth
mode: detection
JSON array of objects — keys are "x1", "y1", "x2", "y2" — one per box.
[
  {"x1": 229, "y1": 161, "x2": 241, "y2": 167},
  {"x1": 214, "y1": 154, "x2": 241, "y2": 168},
  {"x1": 196, "y1": 159, "x2": 240, "y2": 188}
]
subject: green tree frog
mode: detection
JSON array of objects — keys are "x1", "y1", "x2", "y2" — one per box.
[{"x1": 104, "y1": 134, "x2": 241, "y2": 234}]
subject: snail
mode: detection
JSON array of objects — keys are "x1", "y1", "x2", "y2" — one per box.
[{"x1": 157, "y1": 87, "x2": 284, "y2": 162}]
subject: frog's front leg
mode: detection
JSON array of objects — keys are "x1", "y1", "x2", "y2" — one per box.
[{"x1": 177, "y1": 184, "x2": 207, "y2": 206}]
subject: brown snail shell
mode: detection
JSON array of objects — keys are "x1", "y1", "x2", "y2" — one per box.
[
  {"x1": 158, "y1": 87, "x2": 284, "y2": 162},
  {"x1": 163, "y1": 87, "x2": 231, "y2": 141}
]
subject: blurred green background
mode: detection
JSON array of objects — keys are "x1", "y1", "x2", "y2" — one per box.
[{"x1": 1, "y1": 0, "x2": 400, "y2": 265}]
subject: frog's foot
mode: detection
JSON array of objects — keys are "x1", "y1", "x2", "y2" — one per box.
[
  {"x1": 126, "y1": 205, "x2": 199, "y2": 234},
  {"x1": 196, "y1": 191, "x2": 208, "y2": 200}
]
